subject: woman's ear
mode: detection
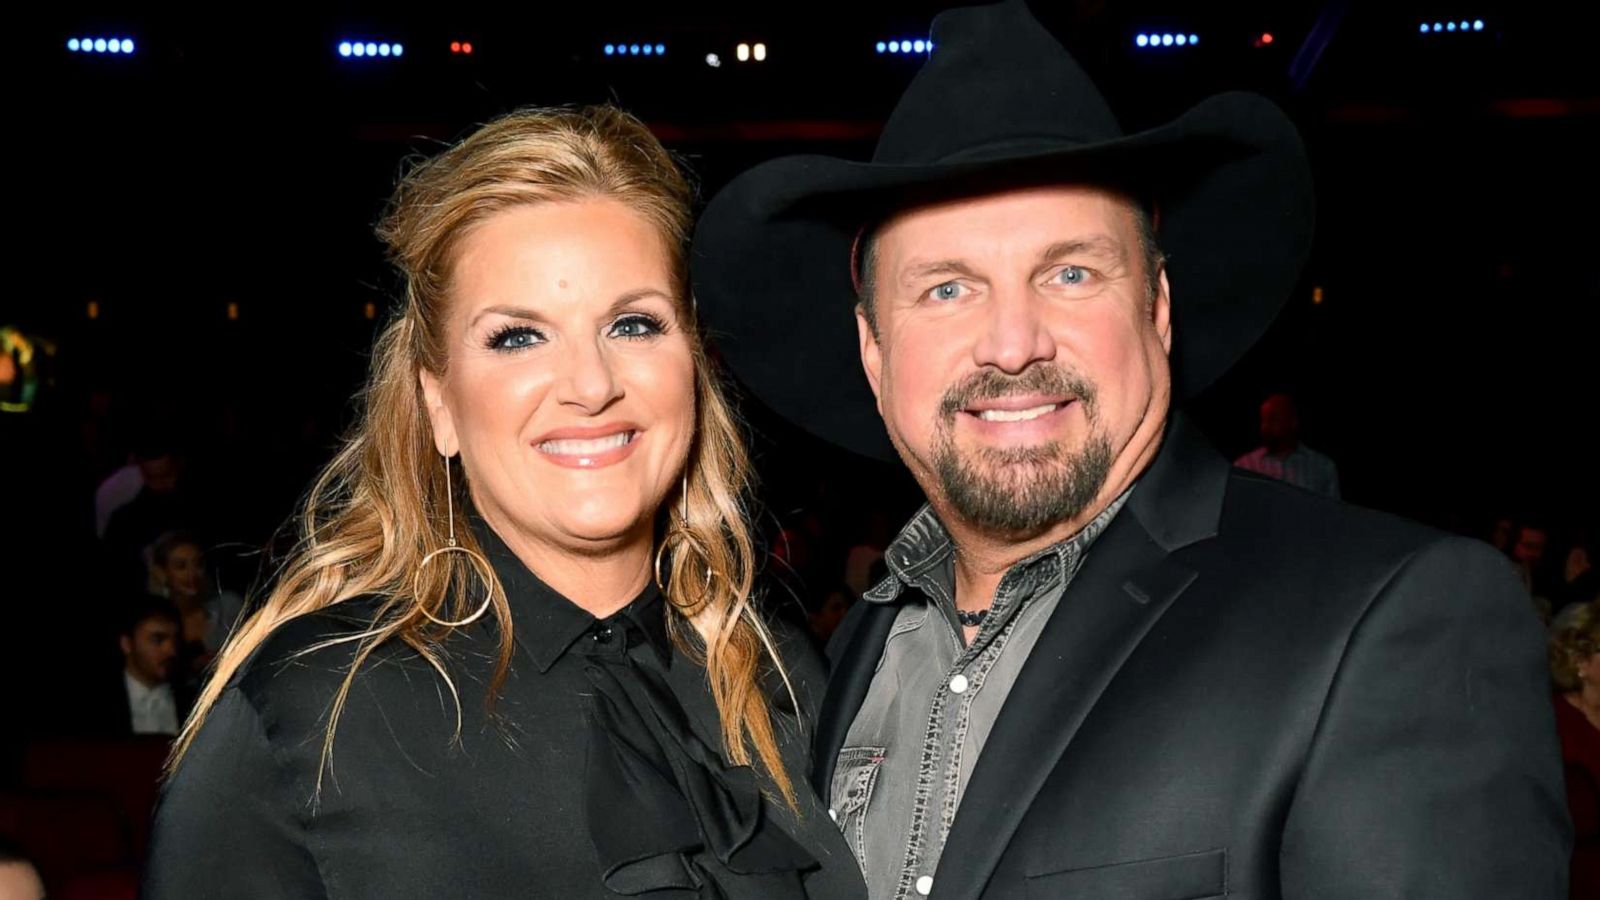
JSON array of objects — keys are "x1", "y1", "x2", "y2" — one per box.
[{"x1": 418, "y1": 369, "x2": 460, "y2": 457}]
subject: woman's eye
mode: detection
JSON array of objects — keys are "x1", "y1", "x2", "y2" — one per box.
[
  {"x1": 487, "y1": 326, "x2": 544, "y2": 351},
  {"x1": 610, "y1": 314, "x2": 665, "y2": 340}
]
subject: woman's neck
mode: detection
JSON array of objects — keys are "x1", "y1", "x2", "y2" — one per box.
[
  {"x1": 477, "y1": 507, "x2": 653, "y2": 619},
  {"x1": 1565, "y1": 686, "x2": 1600, "y2": 729}
]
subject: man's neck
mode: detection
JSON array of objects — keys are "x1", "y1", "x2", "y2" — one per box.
[
  {"x1": 943, "y1": 430, "x2": 1163, "y2": 612},
  {"x1": 125, "y1": 666, "x2": 163, "y2": 690},
  {"x1": 1266, "y1": 439, "x2": 1299, "y2": 458}
]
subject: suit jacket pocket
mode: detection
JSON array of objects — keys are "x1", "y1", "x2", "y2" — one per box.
[{"x1": 1024, "y1": 848, "x2": 1225, "y2": 900}]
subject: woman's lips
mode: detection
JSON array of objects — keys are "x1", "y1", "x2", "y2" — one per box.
[{"x1": 534, "y1": 427, "x2": 641, "y2": 469}]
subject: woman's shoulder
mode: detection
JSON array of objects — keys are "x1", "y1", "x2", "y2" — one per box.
[{"x1": 227, "y1": 594, "x2": 434, "y2": 723}]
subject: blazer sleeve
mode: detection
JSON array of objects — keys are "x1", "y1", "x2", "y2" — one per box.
[
  {"x1": 1279, "y1": 536, "x2": 1572, "y2": 898},
  {"x1": 143, "y1": 686, "x2": 327, "y2": 899}
]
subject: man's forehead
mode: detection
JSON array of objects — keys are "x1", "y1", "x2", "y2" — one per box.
[{"x1": 876, "y1": 185, "x2": 1139, "y2": 258}]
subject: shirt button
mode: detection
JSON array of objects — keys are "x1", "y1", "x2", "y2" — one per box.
[
  {"x1": 948, "y1": 673, "x2": 970, "y2": 694},
  {"x1": 828, "y1": 808, "x2": 838, "y2": 822},
  {"x1": 915, "y1": 875, "x2": 934, "y2": 895},
  {"x1": 591, "y1": 625, "x2": 615, "y2": 644}
]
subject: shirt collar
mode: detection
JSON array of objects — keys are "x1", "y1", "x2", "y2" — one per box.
[
  {"x1": 124, "y1": 670, "x2": 172, "y2": 701},
  {"x1": 467, "y1": 510, "x2": 670, "y2": 673},
  {"x1": 863, "y1": 485, "x2": 1135, "y2": 605}
]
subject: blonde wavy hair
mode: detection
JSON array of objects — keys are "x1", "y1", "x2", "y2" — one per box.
[
  {"x1": 1552, "y1": 601, "x2": 1600, "y2": 693},
  {"x1": 171, "y1": 106, "x2": 798, "y2": 805}
]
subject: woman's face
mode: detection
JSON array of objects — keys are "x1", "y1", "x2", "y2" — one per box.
[
  {"x1": 157, "y1": 543, "x2": 205, "y2": 599},
  {"x1": 420, "y1": 198, "x2": 695, "y2": 559},
  {"x1": 1580, "y1": 648, "x2": 1600, "y2": 688}
]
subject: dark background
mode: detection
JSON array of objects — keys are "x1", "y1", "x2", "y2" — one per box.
[{"x1": 8, "y1": 0, "x2": 1598, "y2": 583}]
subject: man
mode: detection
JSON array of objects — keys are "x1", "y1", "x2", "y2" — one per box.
[
  {"x1": 1234, "y1": 393, "x2": 1341, "y2": 498},
  {"x1": 692, "y1": 3, "x2": 1567, "y2": 898},
  {"x1": 108, "y1": 598, "x2": 186, "y2": 736},
  {"x1": 102, "y1": 434, "x2": 199, "y2": 574}
]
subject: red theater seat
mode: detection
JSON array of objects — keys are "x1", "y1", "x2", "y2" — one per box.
[{"x1": 20, "y1": 736, "x2": 171, "y2": 856}]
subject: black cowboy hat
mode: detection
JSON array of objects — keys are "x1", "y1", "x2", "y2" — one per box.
[{"x1": 690, "y1": 0, "x2": 1315, "y2": 462}]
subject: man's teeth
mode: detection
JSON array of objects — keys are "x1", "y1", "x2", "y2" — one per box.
[
  {"x1": 539, "y1": 431, "x2": 633, "y2": 455},
  {"x1": 976, "y1": 404, "x2": 1059, "y2": 423}
]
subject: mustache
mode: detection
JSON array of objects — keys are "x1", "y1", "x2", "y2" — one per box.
[{"x1": 937, "y1": 364, "x2": 1097, "y2": 421}]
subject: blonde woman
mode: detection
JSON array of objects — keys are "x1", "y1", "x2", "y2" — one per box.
[
  {"x1": 144, "y1": 107, "x2": 866, "y2": 900},
  {"x1": 1551, "y1": 602, "x2": 1600, "y2": 899}
]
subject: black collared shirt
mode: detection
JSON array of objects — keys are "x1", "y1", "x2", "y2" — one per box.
[{"x1": 145, "y1": 515, "x2": 854, "y2": 900}]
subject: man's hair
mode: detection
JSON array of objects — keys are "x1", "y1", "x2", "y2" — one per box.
[
  {"x1": 151, "y1": 530, "x2": 203, "y2": 568},
  {"x1": 120, "y1": 596, "x2": 181, "y2": 639},
  {"x1": 856, "y1": 193, "x2": 1165, "y2": 331}
]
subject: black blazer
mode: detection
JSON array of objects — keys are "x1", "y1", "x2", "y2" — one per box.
[
  {"x1": 817, "y1": 415, "x2": 1570, "y2": 899},
  {"x1": 79, "y1": 662, "x2": 195, "y2": 738},
  {"x1": 145, "y1": 518, "x2": 867, "y2": 900}
]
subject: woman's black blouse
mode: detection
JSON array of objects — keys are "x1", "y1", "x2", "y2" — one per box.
[{"x1": 143, "y1": 519, "x2": 865, "y2": 900}]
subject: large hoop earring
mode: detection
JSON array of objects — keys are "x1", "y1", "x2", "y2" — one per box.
[
  {"x1": 414, "y1": 454, "x2": 494, "y2": 628},
  {"x1": 654, "y1": 473, "x2": 714, "y2": 600}
]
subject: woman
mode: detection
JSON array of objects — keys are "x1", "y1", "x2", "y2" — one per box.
[
  {"x1": 1551, "y1": 601, "x2": 1600, "y2": 899},
  {"x1": 147, "y1": 530, "x2": 246, "y2": 666},
  {"x1": 145, "y1": 107, "x2": 865, "y2": 900}
]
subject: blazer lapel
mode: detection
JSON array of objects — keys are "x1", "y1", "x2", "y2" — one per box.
[{"x1": 932, "y1": 414, "x2": 1226, "y2": 900}]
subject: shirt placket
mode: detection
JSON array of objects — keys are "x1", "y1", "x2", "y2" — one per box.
[{"x1": 892, "y1": 561, "x2": 1048, "y2": 899}]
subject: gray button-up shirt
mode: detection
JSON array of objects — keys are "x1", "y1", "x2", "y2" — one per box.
[{"x1": 831, "y1": 491, "x2": 1129, "y2": 900}]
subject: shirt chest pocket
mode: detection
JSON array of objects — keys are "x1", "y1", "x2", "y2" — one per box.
[
  {"x1": 830, "y1": 745, "x2": 886, "y2": 871},
  {"x1": 1025, "y1": 848, "x2": 1226, "y2": 900}
]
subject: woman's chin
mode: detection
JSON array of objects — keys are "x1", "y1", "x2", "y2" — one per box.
[{"x1": 541, "y1": 507, "x2": 655, "y2": 550}]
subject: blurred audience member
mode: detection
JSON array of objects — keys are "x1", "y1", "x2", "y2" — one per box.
[
  {"x1": 147, "y1": 531, "x2": 245, "y2": 663},
  {"x1": 102, "y1": 433, "x2": 202, "y2": 587},
  {"x1": 809, "y1": 584, "x2": 855, "y2": 645},
  {"x1": 1233, "y1": 393, "x2": 1340, "y2": 498},
  {"x1": 1489, "y1": 517, "x2": 1516, "y2": 554},
  {"x1": 95, "y1": 599, "x2": 190, "y2": 736},
  {"x1": 1514, "y1": 523, "x2": 1558, "y2": 608},
  {"x1": 0, "y1": 838, "x2": 45, "y2": 900},
  {"x1": 1559, "y1": 534, "x2": 1598, "y2": 614},
  {"x1": 1550, "y1": 601, "x2": 1600, "y2": 899},
  {"x1": 94, "y1": 453, "x2": 143, "y2": 539},
  {"x1": 843, "y1": 509, "x2": 893, "y2": 598}
]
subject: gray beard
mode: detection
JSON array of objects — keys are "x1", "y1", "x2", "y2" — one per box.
[
  {"x1": 927, "y1": 364, "x2": 1113, "y2": 534},
  {"x1": 933, "y1": 428, "x2": 1113, "y2": 533}
]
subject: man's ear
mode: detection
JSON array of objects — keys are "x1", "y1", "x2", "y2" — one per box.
[
  {"x1": 1152, "y1": 266, "x2": 1173, "y2": 355},
  {"x1": 857, "y1": 305, "x2": 884, "y2": 415}
]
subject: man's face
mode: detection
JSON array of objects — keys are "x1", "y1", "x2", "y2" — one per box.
[
  {"x1": 121, "y1": 616, "x2": 179, "y2": 685},
  {"x1": 1260, "y1": 395, "x2": 1298, "y2": 445},
  {"x1": 1514, "y1": 527, "x2": 1548, "y2": 569},
  {"x1": 138, "y1": 455, "x2": 181, "y2": 494},
  {"x1": 858, "y1": 184, "x2": 1172, "y2": 536}
]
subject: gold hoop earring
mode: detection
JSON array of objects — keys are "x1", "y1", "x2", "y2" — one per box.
[
  {"x1": 414, "y1": 454, "x2": 494, "y2": 628},
  {"x1": 654, "y1": 473, "x2": 714, "y2": 598},
  {"x1": 654, "y1": 533, "x2": 718, "y2": 602}
]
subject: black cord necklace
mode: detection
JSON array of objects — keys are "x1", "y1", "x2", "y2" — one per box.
[{"x1": 956, "y1": 608, "x2": 989, "y2": 627}]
